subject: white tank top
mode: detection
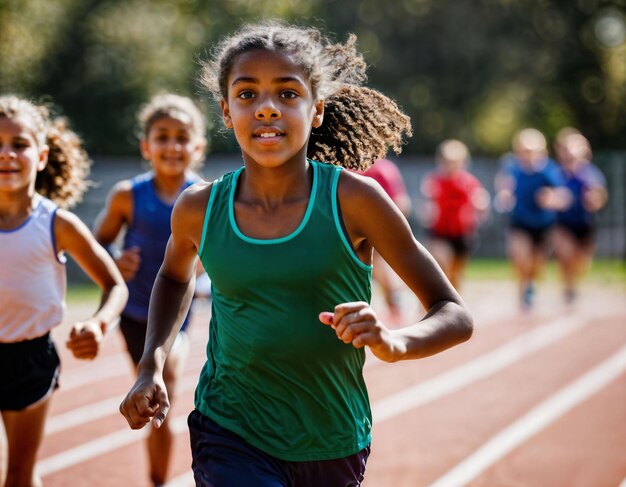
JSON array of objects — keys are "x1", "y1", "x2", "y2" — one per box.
[{"x1": 0, "y1": 195, "x2": 67, "y2": 342}]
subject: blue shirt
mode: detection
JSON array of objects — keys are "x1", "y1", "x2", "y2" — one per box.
[
  {"x1": 123, "y1": 171, "x2": 198, "y2": 326},
  {"x1": 503, "y1": 156, "x2": 565, "y2": 229},
  {"x1": 558, "y1": 163, "x2": 606, "y2": 229}
]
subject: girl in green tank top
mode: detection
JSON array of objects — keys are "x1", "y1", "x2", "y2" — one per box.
[{"x1": 120, "y1": 21, "x2": 473, "y2": 487}]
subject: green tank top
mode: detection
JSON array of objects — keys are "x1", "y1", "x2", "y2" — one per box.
[{"x1": 196, "y1": 159, "x2": 373, "y2": 461}]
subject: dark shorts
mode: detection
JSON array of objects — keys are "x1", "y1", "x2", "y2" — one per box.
[
  {"x1": 430, "y1": 232, "x2": 475, "y2": 257},
  {"x1": 119, "y1": 315, "x2": 150, "y2": 365},
  {"x1": 557, "y1": 223, "x2": 595, "y2": 247},
  {"x1": 187, "y1": 409, "x2": 371, "y2": 487},
  {"x1": 0, "y1": 333, "x2": 60, "y2": 411},
  {"x1": 509, "y1": 221, "x2": 552, "y2": 247},
  {"x1": 119, "y1": 314, "x2": 188, "y2": 365}
]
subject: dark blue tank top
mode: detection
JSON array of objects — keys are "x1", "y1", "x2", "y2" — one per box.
[
  {"x1": 123, "y1": 171, "x2": 198, "y2": 326},
  {"x1": 557, "y1": 163, "x2": 606, "y2": 229}
]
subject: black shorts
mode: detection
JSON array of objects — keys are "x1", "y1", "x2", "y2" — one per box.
[
  {"x1": 119, "y1": 314, "x2": 188, "y2": 366},
  {"x1": 0, "y1": 333, "x2": 60, "y2": 411},
  {"x1": 509, "y1": 221, "x2": 552, "y2": 247},
  {"x1": 430, "y1": 232, "x2": 475, "y2": 257},
  {"x1": 188, "y1": 409, "x2": 371, "y2": 487},
  {"x1": 557, "y1": 223, "x2": 595, "y2": 247}
]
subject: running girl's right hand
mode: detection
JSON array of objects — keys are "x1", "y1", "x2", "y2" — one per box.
[
  {"x1": 66, "y1": 320, "x2": 106, "y2": 360},
  {"x1": 115, "y1": 246, "x2": 141, "y2": 281},
  {"x1": 119, "y1": 372, "x2": 170, "y2": 429}
]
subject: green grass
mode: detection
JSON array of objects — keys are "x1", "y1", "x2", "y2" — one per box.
[
  {"x1": 66, "y1": 258, "x2": 624, "y2": 303},
  {"x1": 66, "y1": 284, "x2": 101, "y2": 304},
  {"x1": 466, "y1": 258, "x2": 626, "y2": 284}
]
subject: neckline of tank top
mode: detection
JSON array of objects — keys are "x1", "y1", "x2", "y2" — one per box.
[{"x1": 227, "y1": 159, "x2": 321, "y2": 245}]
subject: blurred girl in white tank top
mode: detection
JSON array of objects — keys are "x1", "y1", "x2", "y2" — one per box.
[{"x1": 0, "y1": 95, "x2": 128, "y2": 487}]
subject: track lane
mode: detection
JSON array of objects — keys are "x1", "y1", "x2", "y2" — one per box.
[{"x1": 38, "y1": 282, "x2": 626, "y2": 486}]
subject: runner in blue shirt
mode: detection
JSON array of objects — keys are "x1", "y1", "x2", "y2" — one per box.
[
  {"x1": 553, "y1": 129, "x2": 607, "y2": 304},
  {"x1": 94, "y1": 93, "x2": 207, "y2": 486},
  {"x1": 495, "y1": 128, "x2": 570, "y2": 310}
]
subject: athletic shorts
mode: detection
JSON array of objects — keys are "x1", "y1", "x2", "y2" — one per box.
[
  {"x1": 557, "y1": 223, "x2": 595, "y2": 247},
  {"x1": 0, "y1": 333, "x2": 60, "y2": 411},
  {"x1": 430, "y1": 232, "x2": 476, "y2": 257},
  {"x1": 509, "y1": 221, "x2": 552, "y2": 247},
  {"x1": 188, "y1": 409, "x2": 371, "y2": 487},
  {"x1": 119, "y1": 314, "x2": 187, "y2": 365}
]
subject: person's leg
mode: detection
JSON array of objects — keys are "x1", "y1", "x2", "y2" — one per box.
[
  {"x1": 147, "y1": 333, "x2": 190, "y2": 486},
  {"x1": 2, "y1": 397, "x2": 52, "y2": 487},
  {"x1": 526, "y1": 227, "x2": 554, "y2": 308},
  {"x1": 553, "y1": 226, "x2": 579, "y2": 301},
  {"x1": 188, "y1": 410, "x2": 289, "y2": 487},
  {"x1": 507, "y1": 229, "x2": 535, "y2": 309},
  {"x1": 567, "y1": 241, "x2": 595, "y2": 304},
  {"x1": 0, "y1": 334, "x2": 59, "y2": 487},
  {"x1": 575, "y1": 242, "x2": 595, "y2": 282},
  {"x1": 0, "y1": 415, "x2": 7, "y2": 486},
  {"x1": 449, "y1": 254, "x2": 469, "y2": 291}
]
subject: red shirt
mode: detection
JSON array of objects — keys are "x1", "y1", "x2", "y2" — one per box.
[
  {"x1": 423, "y1": 170, "x2": 482, "y2": 236},
  {"x1": 361, "y1": 159, "x2": 408, "y2": 203}
]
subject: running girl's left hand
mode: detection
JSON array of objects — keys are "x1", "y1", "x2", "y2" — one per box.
[
  {"x1": 66, "y1": 320, "x2": 106, "y2": 360},
  {"x1": 319, "y1": 302, "x2": 406, "y2": 363}
]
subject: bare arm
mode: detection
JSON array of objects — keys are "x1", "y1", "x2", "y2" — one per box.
[
  {"x1": 320, "y1": 171, "x2": 473, "y2": 362},
  {"x1": 583, "y1": 186, "x2": 608, "y2": 213},
  {"x1": 93, "y1": 180, "x2": 132, "y2": 245},
  {"x1": 494, "y1": 171, "x2": 516, "y2": 213},
  {"x1": 93, "y1": 181, "x2": 141, "y2": 280},
  {"x1": 120, "y1": 181, "x2": 210, "y2": 429},
  {"x1": 54, "y1": 210, "x2": 128, "y2": 359}
]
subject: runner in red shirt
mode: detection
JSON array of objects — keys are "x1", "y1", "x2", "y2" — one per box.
[{"x1": 421, "y1": 140, "x2": 489, "y2": 289}]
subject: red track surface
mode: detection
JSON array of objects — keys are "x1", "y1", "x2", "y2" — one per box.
[{"x1": 39, "y1": 280, "x2": 626, "y2": 487}]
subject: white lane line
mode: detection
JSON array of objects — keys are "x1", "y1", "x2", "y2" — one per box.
[
  {"x1": 54, "y1": 308, "x2": 556, "y2": 434},
  {"x1": 38, "y1": 414, "x2": 189, "y2": 476},
  {"x1": 46, "y1": 376, "x2": 198, "y2": 435},
  {"x1": 39, "y1": 317, "x2": 604, "y2": 475},
  {"x1": 40, "y1": 313, "x2": 590, "y2": 475},
  {"x1": 428, "y1": 344, "x2": 626, "y2": 487},
  {"x1": 59, "y1": 327, "x2": 208, "y2": 391},
  {"x1": 46, "y1": 396, "x2": 122, "y2": 435},
  {"x1": 60, "y1": 349, "x2": 204, "y2": 391},
  {"x1": 61, "y1": 354, "x2": 130, "y2": 391},
  {"x1": 372, "y1": 314, "x2": 588, "y2": 422}
]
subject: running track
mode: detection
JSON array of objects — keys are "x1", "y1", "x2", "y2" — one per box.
[{"x1": 40, "y1": 279, "x2": 626, "y2": 486}]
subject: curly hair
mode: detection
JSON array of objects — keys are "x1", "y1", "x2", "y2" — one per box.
[
  {"x1": 137, "y1": 93, "x2": 208, "y2": 169},
  {"x1": 0, "y1": 95, "x2": 91, "y2": 209},
  {"x1": 200, "y1": 20, "x2": 412, "y2": 170}
]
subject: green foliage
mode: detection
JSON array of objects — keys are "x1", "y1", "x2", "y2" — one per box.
[
  {"x1": 1, "y1": 0, "x2": 625, "y2": 155},
  {"x1": 0, "y1": 0, "x2": 81, "y2": 92}
]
